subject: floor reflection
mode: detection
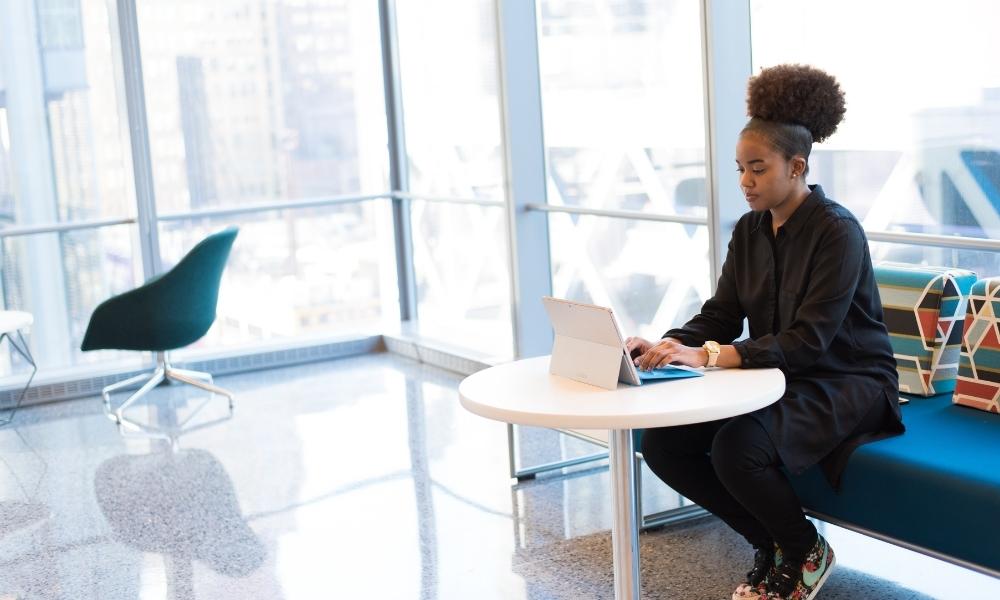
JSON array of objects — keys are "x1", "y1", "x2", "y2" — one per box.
[
  {"x1": 94, "y1": 448, "x2": 266, "y2": 582},
  {"x1": 404, "y1": 377, "x2": 438, "y2": 600},
  {"x1": 0, "y1": 500, "x2": 49, "y2": 541},
  {"x1": 114, "y1": 385, "x2": 234, "y2": 451},
  {"x1": 0, "y1": 429, "x2": 50, "y2": 542}
]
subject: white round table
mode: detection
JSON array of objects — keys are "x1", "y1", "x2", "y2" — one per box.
[
  {"x1": 0, "y1": 310, "x2": 35, "y2": 426},
  {"x1": 0, "y1": 311, "x2": 32, "y2": 335},
  {"x1": 459, "y1": 356, "x2": 785, "y2": 600}
]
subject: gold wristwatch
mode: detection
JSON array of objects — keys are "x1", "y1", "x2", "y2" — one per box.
[{"x1": 703, "y1": 340, "x2": 721, "y2": 368}]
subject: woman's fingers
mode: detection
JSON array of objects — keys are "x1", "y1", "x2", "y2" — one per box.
[
  {"x1": 639, "y1": 340, "x2": 676, "y2": 371},
  {"x1": 652, "y1": 354, "x2": 672, "y2": 370},
  {"x1": 635, "y1": 340, "x2": 708, "y2": 370},
  {"x1": 627, "y1": 336, "x2": 653, "y2": 359}
]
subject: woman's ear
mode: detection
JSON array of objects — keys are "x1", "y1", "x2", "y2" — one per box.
[{"x1": 790, "y1": 156, "x2": 807, "y2": 179}]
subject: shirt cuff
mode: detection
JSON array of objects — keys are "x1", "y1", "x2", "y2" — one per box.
[{"x1": 732, "y1": 340, "x2": 754, "y2": 368}]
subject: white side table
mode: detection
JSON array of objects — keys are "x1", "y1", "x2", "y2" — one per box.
[
  {"x1": 459, "y1": 355, "x2": 784, "y2": 600},
  {"x1": 0, "y1": 310, "x2": 36, "y2": 426}
]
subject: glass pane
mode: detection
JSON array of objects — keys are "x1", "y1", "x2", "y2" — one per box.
[
  {"x1": 549, "y1": 214, "x2": 711, "y2": 341},
  {"x1": 871, "y1": 242, "x2": 1000, "y2": 281},
  {"x1": 137, "y1": 0, "x2": 389, "y2": 214},
  {"x1": 0, "y1": 1, "x2": 142, "y2": 383},
  {"x1": 411, "y1": 200, "x2": 512, "y2": 359},
  {"x1": 0, "y1": 225, "x2": 146, "y2": 378},
  {"x1": 751, "y1": 0, "x2": 1000, "y2": 240},
  {"x1": 396, "y1": 0, "x2": 504, "y2": 201},
  {"x1": 537, "y1": 0, "x2": 706, "y2": 216},
  {"x1": 159, "y1": 199, "x2": 398, "y2": 357},
  {"x1": 0, "y1": 0, "x2": 135, "y2": 225}
]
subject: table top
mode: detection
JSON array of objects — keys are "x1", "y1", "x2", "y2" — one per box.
[
  {"x1": 459, "y1": 356, "x2": 785, "y2": 430},
  {"x1": 0, "y1": 311, "x2": 32, "y2": 334}
]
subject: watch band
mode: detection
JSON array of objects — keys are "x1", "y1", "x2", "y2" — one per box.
[{"x1": 703, "y1": 341, "x2": 721, "y2": 368}]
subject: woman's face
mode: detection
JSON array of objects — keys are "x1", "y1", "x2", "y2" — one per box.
[{"x1": 735, "y1": 133, "x2": 805, "y2": 212}]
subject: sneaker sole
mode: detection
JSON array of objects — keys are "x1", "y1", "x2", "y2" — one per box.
[
  {"x1": 731, "y1": 583, "x2": 761, "y2": 600},
  {"x1": 802, "y1": 553, "x2": 836, "y2": 600}
]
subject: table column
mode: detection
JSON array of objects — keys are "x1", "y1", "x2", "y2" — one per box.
[{"x1": 609, "y1": 428, "x2": 640, "y2": 600}]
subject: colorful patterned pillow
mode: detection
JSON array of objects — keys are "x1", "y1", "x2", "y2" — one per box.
[
  {"x1": 875, "y1": 263, "x2": 976, "y2": 396},
  {"x1": 955, "y1": 277, "x2": 1000, "y2": 413}
]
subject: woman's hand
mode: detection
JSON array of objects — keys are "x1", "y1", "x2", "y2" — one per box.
[
  {"x1": 624, "y1": 336, "x2": 654, "y2": 359},
  {"x1": 633, "y1": 338, "x2": 707, "y2": 371}
]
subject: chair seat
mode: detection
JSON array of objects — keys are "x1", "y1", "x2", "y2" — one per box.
[
  {"x1": 789, "y1": 393, "x2": 1000, "y2": 572},
  {"x1": 0, "y1": 311, "x2": 33, "y2": 334}
]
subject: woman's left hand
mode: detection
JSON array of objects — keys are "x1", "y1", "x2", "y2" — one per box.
[{"x1": 635, "y1": 339, "x2": 707, "y2": 371}]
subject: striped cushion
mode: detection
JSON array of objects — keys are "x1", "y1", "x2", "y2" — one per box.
[
  {"x1": 875, "y1": 263, "x2": 976, "y2": 396},
  {"x1": 955, "y1": 277, "x2": 1000, "y2": 413}
]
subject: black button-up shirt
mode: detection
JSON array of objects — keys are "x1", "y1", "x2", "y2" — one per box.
[{"x1": 665, "y1": 185, "x2": 904, "y2": 486}]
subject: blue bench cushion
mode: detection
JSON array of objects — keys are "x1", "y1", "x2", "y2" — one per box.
[{"x1": 789, "y1": 393, "x2": 1000, "y2": 572}]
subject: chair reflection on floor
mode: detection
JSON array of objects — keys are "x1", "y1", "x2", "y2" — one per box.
[
  {"x1": 113, "y1": 382, "x2": 235, "y2": 451},
  {"x1": 0, "y1": 427, "x2": 49, "y2": 541},
  {"x1": 94, "y1": 446, "x2": 266, "y2": 591}
]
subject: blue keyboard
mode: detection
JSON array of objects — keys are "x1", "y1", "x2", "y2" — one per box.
[{"x1": 636, "y1": 365, "x2": 704, "y2": 381}]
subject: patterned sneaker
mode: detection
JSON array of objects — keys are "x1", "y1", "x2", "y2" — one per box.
[
  {"x1": 759, "y1": 534, "x2": 835, "y2": 600},
  {"x1": 732, "y1": 544, "x2": 782, "y2": 600}
]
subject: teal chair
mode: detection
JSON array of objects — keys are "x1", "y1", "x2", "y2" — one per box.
[{"x1": 81, "y1": 227, "x2": 238, "y2": 423}]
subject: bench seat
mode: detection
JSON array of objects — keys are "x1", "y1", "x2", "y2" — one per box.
[{"x1": 789, "y1": 393, "x2": 1000, "y2": 574}]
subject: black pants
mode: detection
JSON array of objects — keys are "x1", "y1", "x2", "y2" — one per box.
[{"x1": 640, "y1": 401, "x2": 888, "y2": 562}]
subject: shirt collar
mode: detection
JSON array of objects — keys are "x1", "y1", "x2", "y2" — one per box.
[{"x1": 750, "y1": 184, "x2": 826, "y2": 238}]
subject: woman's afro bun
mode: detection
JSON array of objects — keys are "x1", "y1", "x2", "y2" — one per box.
[{"x1": 746, "y1": 64, "x2": 845, "y2": 143}]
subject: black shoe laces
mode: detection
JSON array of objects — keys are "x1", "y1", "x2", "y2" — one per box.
[
  {"x1": 747, "y1": 546, "x2": 774, "y2": 587},
  {"x1": 763, "y1": 557, "x2": 801, "y2": 597}
]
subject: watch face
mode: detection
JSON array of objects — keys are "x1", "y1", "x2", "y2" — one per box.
[{"x1": 704, "y1": 341, "x2": 720, "y2": 367}]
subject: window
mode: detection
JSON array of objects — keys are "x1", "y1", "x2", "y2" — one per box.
[
  {"x1": 161, "y1": 203, "x2": 398, "y2": 357},
  {"x1": 751, "y1": 0, "x2": 1000, "y2": 275},
  {"x1": 538, "y1": 0, "x2": 709, "y2": 336},
  {"x1": 408, "y1": 200, "x2": 511, "y2": 356},
  {"x1": 539, "y1": 0, "x2": 706, "y2": 217},
  {"x1": 396, "y1": 0, "x2": 504, "y2": 202},
  {"x1": 549, "y1": 215, "x2": 709, "y2": 339},
  {"x1": 137, "y1": 0, "x2": 397, "y2": 350},
  {"x1": 137, "y1": 0, "x2": 389, "y2": 211},
  {"x1": 0, "y1": 0, "x2": 143, "y2": 379},
  {"x1": 396, "y1": 0, "x2": 511, "y2": 355}
]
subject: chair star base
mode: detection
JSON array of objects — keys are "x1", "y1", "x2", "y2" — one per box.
[{"x1": 102, "y1": 356, "x2": 234, "y2": 424}]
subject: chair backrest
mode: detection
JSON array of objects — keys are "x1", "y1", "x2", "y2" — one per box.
[
  {"x1": 157, "y1": 227, "x2": 240, "y2": 327},
  {"x1": 81, "y1": 227, "x2": 239, "y2": 352}
]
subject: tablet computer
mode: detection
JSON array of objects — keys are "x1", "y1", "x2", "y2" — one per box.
[{"x1": 541, "y1": 296, "x2": 700, "y2": 389}]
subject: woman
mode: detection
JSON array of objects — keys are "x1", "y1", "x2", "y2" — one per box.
[{"x1": 626, "y1": 64, "x2": 904, "y2": 600}]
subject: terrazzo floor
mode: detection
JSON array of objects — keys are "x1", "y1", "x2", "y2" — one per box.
[{"x1": 0, "y1": 352, "x2": 996, "y2": 599}]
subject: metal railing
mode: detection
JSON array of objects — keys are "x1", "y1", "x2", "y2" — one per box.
[
  {"x1": 395, "y1": 192, "x2": 504, "y2": 208},
  {"x1": 5, "y1": 193, "x2": 1000, "y2": 258},
  {"x1": 157, "y1": 193, "x2": 393, "y2": 222},
  {"x1": 866, "y1": 229, "x2": 1000, "y2": 252},
  {"x1": 0, "y1": 216, "x2": 137, "y2": 238},
  {"x1": 525, "y1": 202, "x2": 708, "y2": 225}
]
